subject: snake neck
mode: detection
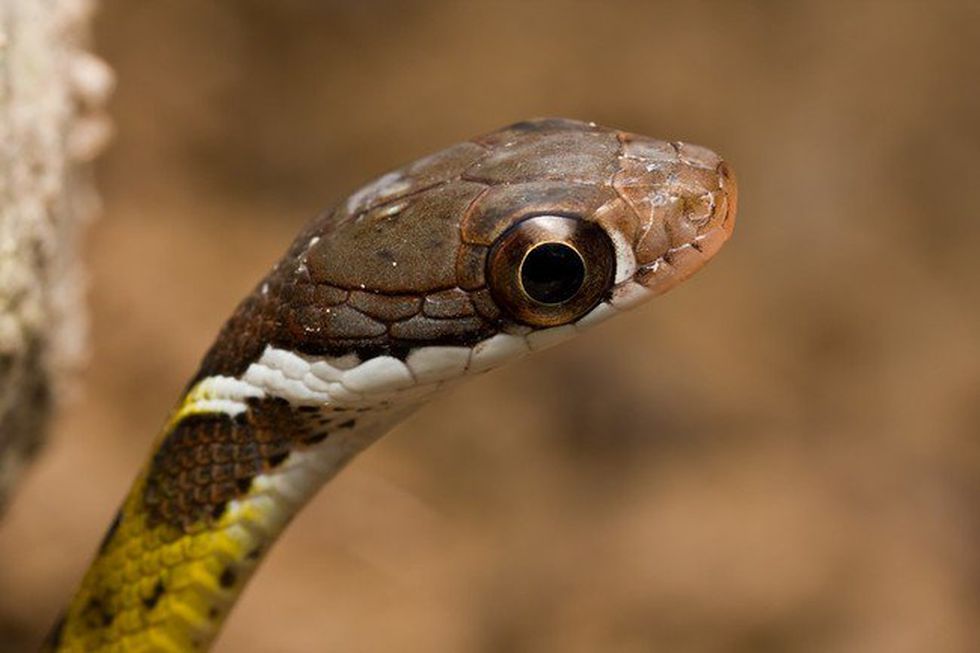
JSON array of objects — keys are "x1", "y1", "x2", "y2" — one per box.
[{"x1": 47, "y1": 357, "x2": 420, "y2": 653}]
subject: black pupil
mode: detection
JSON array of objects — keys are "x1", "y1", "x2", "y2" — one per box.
[{"x1": 520, "y1": 242, "x2": 586, "y2": 305}]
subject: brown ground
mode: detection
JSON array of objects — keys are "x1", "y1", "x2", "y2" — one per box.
[{"x1": 1, "y1": 1, "x2": 979, "y2": 651}]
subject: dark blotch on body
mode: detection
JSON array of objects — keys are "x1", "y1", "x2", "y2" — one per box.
[
  {"x1": 219, "y1": 567, "x2": 237, "y2": 588},
  {"x1": 82, "y1": 597, "x2": 114, "y2": 628},
  {"x1": 301, "y1": 431, "x2": 329, "y2": 446},
  {"x1": 42, "y1": 612, "x2": 67, "y2": 650},
  {"x1": 96, "y1": 509, "x2": 123, "y2": 554},
  {"x1": 142, "y1": 580, "x2": 165, "y2": 610},
  {"x1": 267, "y1": 451, "x2": 289, "y2": 468}
]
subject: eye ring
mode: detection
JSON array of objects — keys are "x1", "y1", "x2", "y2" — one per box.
[{"x1": 487, "y1": 215, "x2": 616, "y2": 327}]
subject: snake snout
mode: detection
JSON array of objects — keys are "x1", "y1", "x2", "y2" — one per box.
[{"x1": 614, "y1": 142, "x2": 737, "y2": 297}]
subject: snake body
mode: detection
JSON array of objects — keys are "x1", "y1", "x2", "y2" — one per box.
[{"x1": 45, "y1": 118, "x2": 737, "y2": 652}]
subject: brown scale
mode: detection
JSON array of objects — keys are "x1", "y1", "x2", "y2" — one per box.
[{"x1": 143, "y1": 398, "x2": 354, "y2": 532}]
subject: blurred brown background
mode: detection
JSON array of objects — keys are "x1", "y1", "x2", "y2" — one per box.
[{"x1": 2, "y1": 1, "x2": 979, "y2": 651}]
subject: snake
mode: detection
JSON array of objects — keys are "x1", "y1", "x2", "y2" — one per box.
[{"x1": 42, "y1": 118, "x2": 737, "y2": 652}]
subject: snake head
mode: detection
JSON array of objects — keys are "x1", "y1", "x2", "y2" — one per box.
[{"x1": 199, "y1": 118, "x2": 737, "y2": 387}]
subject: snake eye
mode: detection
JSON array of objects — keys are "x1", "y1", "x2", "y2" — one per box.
[{"x1": 487, "y1": 215, "x2": 616, "y2": 327}]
